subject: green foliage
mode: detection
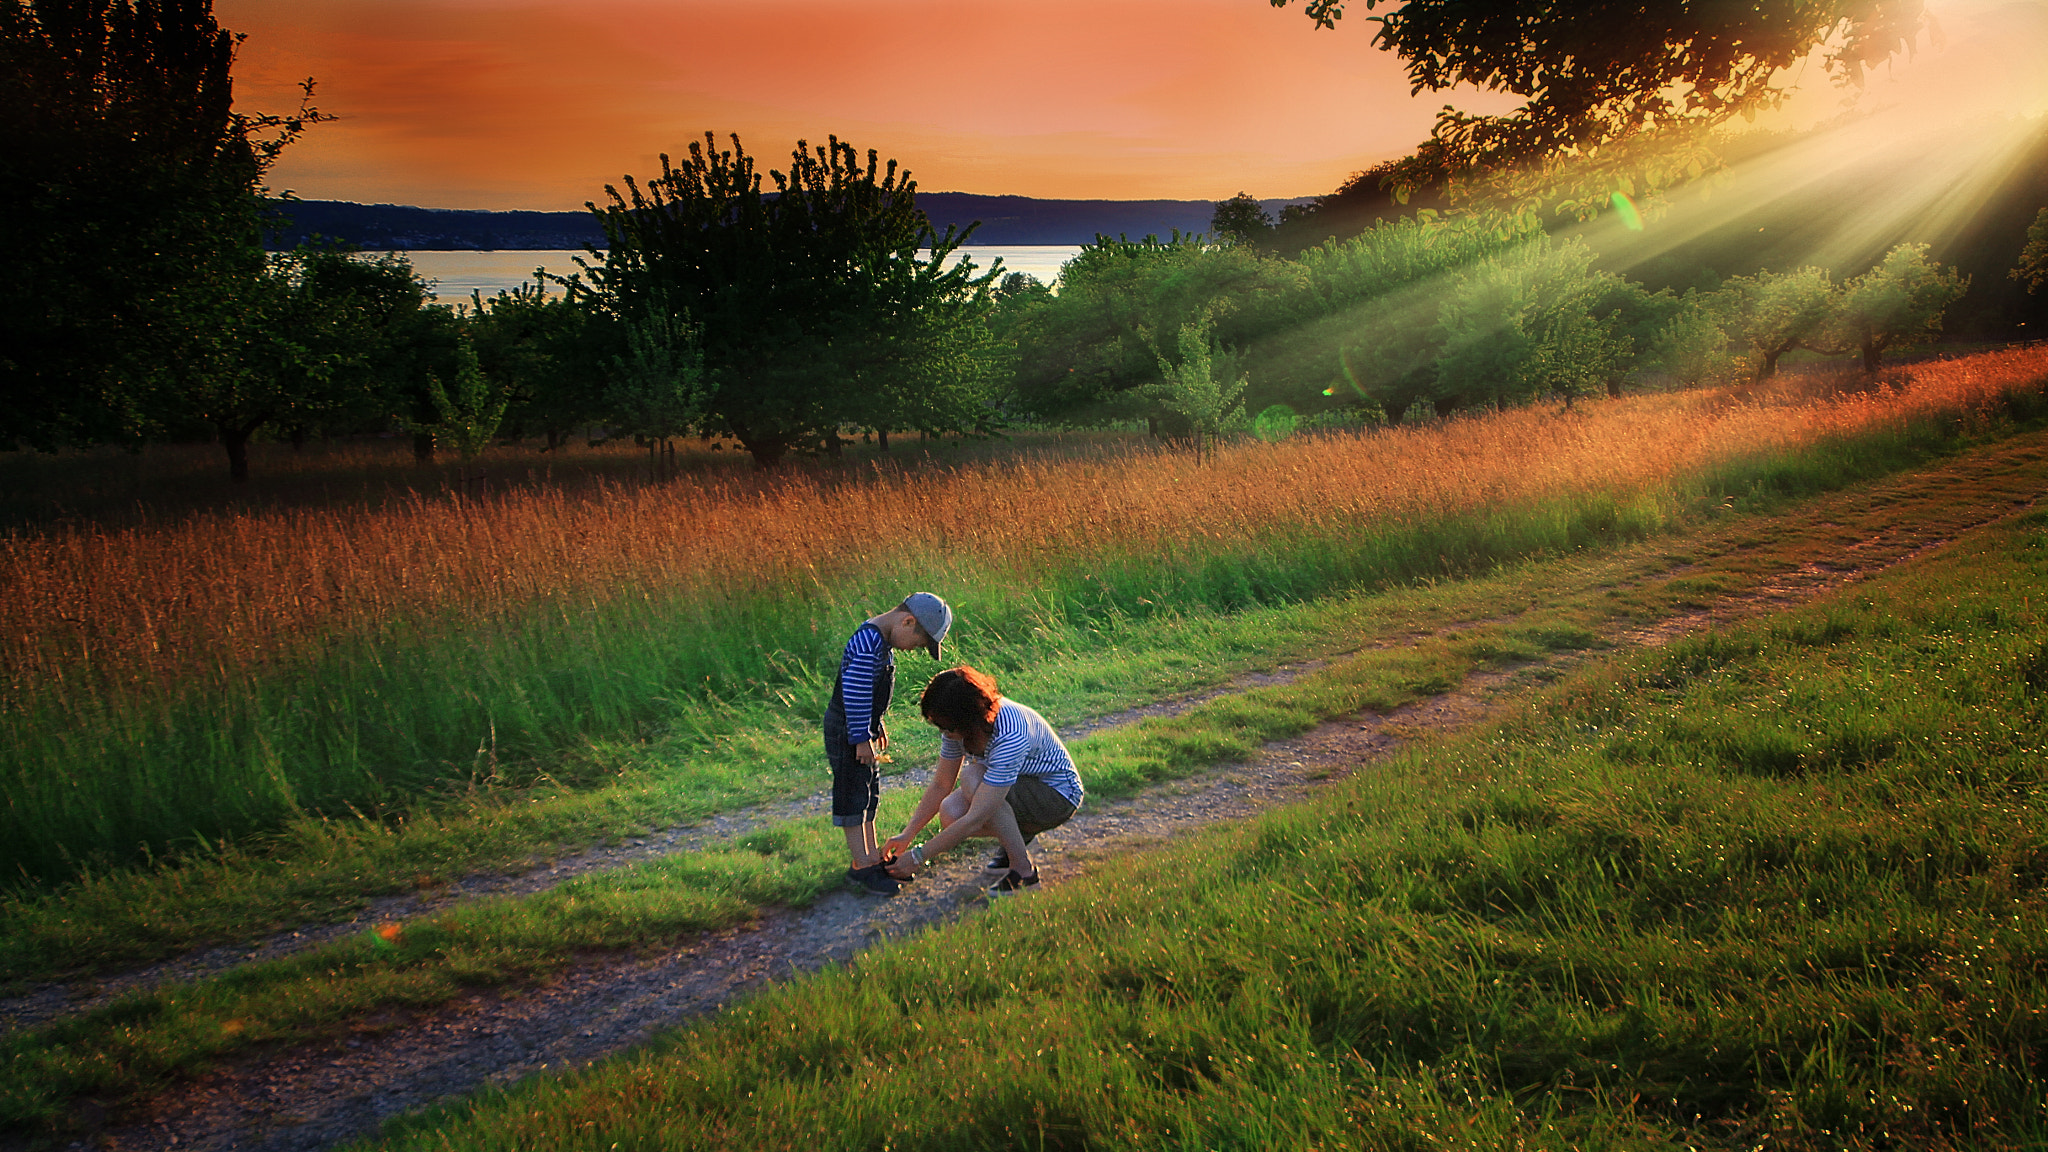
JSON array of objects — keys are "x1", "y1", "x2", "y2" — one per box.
[
  {"x1": 469, "y1": 280, "x2": 611, "y2": 450},
  {"x1": 1723, "y1": 264, "x2": 1837, "y2": 380},
  {"x1": 1650, "y1": 287, "x2": 1742, "y2": 387},
  {"x1": 1429, "y1": 236, "x2": 1630, "y2": 407},
  {"x1": 1823, "y1": 242, "x2": 1970, "y2": 371},
  {"x1": 604, "y1": 296, "x2": 709, "y2": 479},
  {"x1": 1209, "y1": 191, "x2": 1275, "y2": 248},
  {"x1": 1141, "y1": 316, "x2": 1247, "y2": 460},
  {"x1": 2013, "y1": 206, "x2": 2048, "y2": 295},
  {"x1": 398, "y1": 332, "x2": 508, "y2": 488},
  {"x1": 581, "y1": 132, "x2": 999, "y2": 465},
  {"x1": 1010, "y1": 233, "x2": 1298, "y2": 429}
]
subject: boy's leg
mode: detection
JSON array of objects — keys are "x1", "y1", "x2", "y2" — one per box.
[
  {"x1": 828, "y1": 734, "x2": 884, "y2": 869},
  {"x1": 842, "y1": 823, "x2": 880, "y2": 870}
]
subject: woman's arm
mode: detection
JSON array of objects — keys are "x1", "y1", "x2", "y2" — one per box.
[
  {"x1": 884, "y1": 754, "x2": 960, "y2": 857},
  {"x1": 915, "y1": 781, "x2": 1010, "y2": 859}
]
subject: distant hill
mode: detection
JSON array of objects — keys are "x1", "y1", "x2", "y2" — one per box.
[{"x1": 263, "y1": 194, "x2": 1313, "y2": 251}]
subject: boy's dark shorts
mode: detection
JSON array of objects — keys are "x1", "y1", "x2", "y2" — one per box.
[
  {"x1": 1006, "y1": 775, "x2": 1078, "y2": 839},
  {"x1": 825, "y1": 719, "x2": 879, "y2": 827}
]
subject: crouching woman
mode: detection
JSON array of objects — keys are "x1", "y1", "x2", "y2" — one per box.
[{"x1": 884, "y1": 666, "x2": 1083, "y2": 893}]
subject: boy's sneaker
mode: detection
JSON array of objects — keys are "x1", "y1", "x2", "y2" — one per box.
[
  {"x1": 880, "y1": 854, "x2": 915, "y2": 884},
  {"x1": 845, "y1": 864, "x2": 899, "y2": 897},
  {"x1": 986, "y1": 869, "x2": 1040, "y2": 896}
]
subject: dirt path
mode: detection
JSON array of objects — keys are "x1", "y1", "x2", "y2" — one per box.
[{"x1": 36, "y1": 432, "x2": 2048, "y2": 1152}]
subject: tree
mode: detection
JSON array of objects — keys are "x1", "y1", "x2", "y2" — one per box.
[
  {"x1": 469, "y1": 279, "x2": 611, "y2": 451},
  {"x1": 1210, "y1": 193, "x2": 1275, "y2": 248},
  {"x1": 1143, "y1": 316, "x2": 1247, "y2": 462},
  {"x1": 0, "y1": 0, "x2": 320, "y2": 452},
  {"x1": 141, "y1": 245, "x2": 421, "y2": 482},
  {"x1": 398, "y1": 332, "x2": 508, "y2": 493},
  {"x1": 1723, "y1": 266, "x2": 1838, "y2": 380},
  {"x1": 604, "y1": 296, "x2": 710, "y2": 481},
  {"x1": 1822, "y1": 243, "x2": 1967, "y2": 371},
  {"x1": 1009, "y1": 234, "x2": 1296, "y2": 430},
  {"x1": 2009, "y1": 207, "x2": 2048, "y2": 296},
  {"x1": 1651, "y1": 289, "x2": 1741, "y2": 388},
  {"x1": 1269, "y1": 0, "x2": 1928, "y2": 212},
  {"x1": 1430, "y1": 236, "x2": 1630, "y2": 410},
  {"x1": 581, "y1": 132, "x2": 999, "y2": 466}
]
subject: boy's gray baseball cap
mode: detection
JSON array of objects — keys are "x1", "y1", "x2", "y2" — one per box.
[{"x1": 905, "y1": 592, "x2": 952, "y2": 660}]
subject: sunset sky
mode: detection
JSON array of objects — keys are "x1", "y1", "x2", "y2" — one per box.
[{"x1": 216, "y1": 0, "x2": 2048, "y2": 212}]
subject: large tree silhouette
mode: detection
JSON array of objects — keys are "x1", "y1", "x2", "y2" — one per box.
[
  {"x1": 0, "y1": 0, "x2": 319, "y2": 453},
  {"x1": 1271, "y1": 0, "x2": 1927, "y2": 211},
  {"x1": 581, "y1": 133, "x2": 1001, "y2": 466}
]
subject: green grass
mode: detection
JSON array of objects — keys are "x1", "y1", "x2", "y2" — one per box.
[
  {"x1": 9, "y1": 431, "x2": 2048, "y2": 1138},
  {"x1": 336, "y1": 504, "x2": 2048, "y2": 1151},
  {"x1": 11, "y1": 373, "x2": 2046, "y2": 888},
  {"x1": 7, "y1": 417, "x2": 2048, "y2": 1000}
]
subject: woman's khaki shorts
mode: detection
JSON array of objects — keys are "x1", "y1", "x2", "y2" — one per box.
[{"x1": 1007, "y1": 775, "x2": 1078, "y2": 839}]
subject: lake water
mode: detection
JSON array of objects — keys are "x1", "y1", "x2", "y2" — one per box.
[{"x1": 397, "y1": 246, "x2": 1084, "y2": 305}]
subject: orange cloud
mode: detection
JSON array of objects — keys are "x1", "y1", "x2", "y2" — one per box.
[
  {"x1": 219, "y1": 0, "x2": 1498, "y2": 209},
  {"x1": 218, "y1": 0, "x2": 2043, "y2": 212}
]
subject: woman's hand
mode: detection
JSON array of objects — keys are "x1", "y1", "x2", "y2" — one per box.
[{"x1": 882, "y1": 833, "x2": 912, "y2": 859}]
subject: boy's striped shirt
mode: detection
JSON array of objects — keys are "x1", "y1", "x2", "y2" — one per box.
[{"x1": 838, "y1": 622, "x2": 892, "y2": 740}]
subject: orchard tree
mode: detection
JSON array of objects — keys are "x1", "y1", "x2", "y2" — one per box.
[
  {"x1": 2008, "y1": 207, "x2": 2048, "y2": 296},
  {"x1": 1723, "y1": 266, "x2": 1837, "y2": 380},
  {"x1": 397, "y1": 332, "x2": 507, "y2": 492},
  {"x1": 1009, "y1": 234, "x2": 1296, "y2": 429},
  {"x1": 604, "y1": 295, "x2": 710, "y2": 480},
  {"x1": 1211, "y1": 192, "x2": 1276, "y2": 248},
  {"x1": 1824, "y1": 243, "x2": 1967, "y2": 371},
  {"x1": 1143, "y1": 316, "x2": 1246, "y2": 462},
  {"x1": 0, "y1": 0, "x2": 321, "y2": 451},
  {"x1": 151, "y1": 245, "x2": 422, "y2": 482},
  {"x1": 469, "y1": 280, "x2": 611, "y2": 451},
  {"x1": 1429, "y1": 236, "x2": 1630, "y2": 409},
  {"x1": 581, "y1": 132, "x2": 999, "y2": 466}
]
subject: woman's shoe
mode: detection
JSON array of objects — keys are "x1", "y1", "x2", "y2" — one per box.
[{"x1": 986, "y1": 869, "x2": 1040, "y2": 896}]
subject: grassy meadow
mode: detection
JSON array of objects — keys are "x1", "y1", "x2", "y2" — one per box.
[
  {"x1": 3, "y1": 348, "x2": 2048, "y2": 1143},
  {"x1": 8, "y1": 351, "x2": 2048, "y2": 893},
  {"x1": 337, "y1": 492, "x2": 2048, "y2": 1152}
]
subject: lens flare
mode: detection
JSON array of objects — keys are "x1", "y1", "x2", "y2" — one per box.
[{"x1": 1609, "y1": 191, "x2": 1644, "y2": 231}]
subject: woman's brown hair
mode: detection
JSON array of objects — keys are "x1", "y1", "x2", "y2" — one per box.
[{"x1": 920, "y1": 665, "x2": 1000, "y2": 739}]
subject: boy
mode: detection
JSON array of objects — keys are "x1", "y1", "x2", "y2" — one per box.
[{"x1": 827, "y1": 592, "x2": 952, "y2": 895}]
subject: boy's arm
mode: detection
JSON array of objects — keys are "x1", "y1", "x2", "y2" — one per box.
[{"x1": 839, "y1": 630, "x2": 881, "y2": 755}]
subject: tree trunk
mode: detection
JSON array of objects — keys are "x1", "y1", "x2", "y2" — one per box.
[
  {"x1": 219, "y1": 420, "x2": 262, "y2": 484},
  {"x1": 876, "y1": 428, "x2": 890, "y2": 452},
  {"x1": 1861, "y1": 337, "x2": 1882, "y2": 373},
  {"x1": 413, "y1": 431, "x2": 436, "y2": 465},
  {"x1": 744, "y1": 435, "x2": 791, "y2": 467},
  {"x1": 1758, "y1": 343, "x2": 1789, "y2": 380}
]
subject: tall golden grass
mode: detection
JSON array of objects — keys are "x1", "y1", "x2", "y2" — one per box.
[{"x1": 7, "y1": 347, "x2": 2045, "y2": 706}]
